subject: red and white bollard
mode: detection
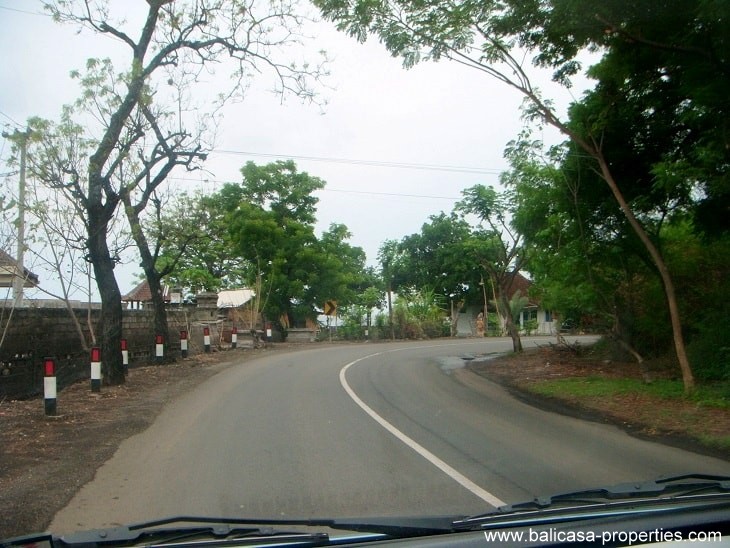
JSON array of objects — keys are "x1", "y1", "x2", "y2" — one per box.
[
  {"x1": 203, "y1": 326, "x2": 211, "y2": 353},
  {"x1": 155, "y1": 334, "x2": 164, "y2": 364},
  {"x1": 90, "y1": 347, "x2": 101, "y2": 392},
  {"x1": 121, "y1": 338, "x2": 129, "y2": 376},
  {"x1": 43, "y1": 357, "x2": 57, "y2": 416},
  {"x1": 266, "y1": 323, "x2": 272, "y2": 342},
  {"x1": 231, "y1": 326, "x2": 237, "y2": 349},
  {"x1": 180, "y1": 330, "x2": 188, "y2": 358}
]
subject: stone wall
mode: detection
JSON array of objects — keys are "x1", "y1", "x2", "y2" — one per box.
[{"x1": 0, "y1": 301, "x2": 248, "y2": 399}]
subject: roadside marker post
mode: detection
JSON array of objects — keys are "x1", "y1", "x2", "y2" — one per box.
[
  {"x1": 231, "y1": 326, "x2": 237, "y2": 349},
  {"x1": 203, "y1": 326, "x2": 211, "y2": 353},
  {"x1": 266, "y1": 323, "x2": 272, "y2": 342},
  {"x1": 90, "y1": 347, "x2": 101, "y2": 392},
  {"x1": 43, "y1": 357, "x2": 57, "y2": 416},
  {"x1": 121, "y1": 338, "x2": 129, "y2": 376},
  {"x1": 155, "y1": 334, "x2": 164, "y2": 364},
  {"x1": 180, "y1": 330, "x2": 188, "y2": 358}
]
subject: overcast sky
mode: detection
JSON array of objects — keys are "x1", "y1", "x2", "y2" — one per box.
[{"x1": 0, "y1": 0, "x2": 584, "y2": 297}]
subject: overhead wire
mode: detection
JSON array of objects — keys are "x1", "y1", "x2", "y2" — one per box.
[
  {"x1": 0, "y1": 110, "x2": 23, "y2": 128},
  {"x1": 0, "y1": 4, "x2": 46, "y2": 17},
  {"x1": 212, "y1": 148, "x2": 502, "y2": 176},
  {"x1": 167, "y1": 176, "x2": 462, "y2": 201}
]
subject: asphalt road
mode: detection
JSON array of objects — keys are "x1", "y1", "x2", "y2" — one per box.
[{"x1": 50, "y1": 337, "x2": 730, "y2": 533}]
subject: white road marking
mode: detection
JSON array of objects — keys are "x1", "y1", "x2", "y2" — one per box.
[{"x1": 339, "y1": 345, "x2": 506, "y2": 508}]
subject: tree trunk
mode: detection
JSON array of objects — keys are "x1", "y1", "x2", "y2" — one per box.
[
  {"x1": 387, "y1": 284, "x2": 394, "y2": 340},
  {"x1": 123, "y1": 196, "x2": 171, "y2": 359},
  {"x1": 87, "y1": 219, "x2": 124, "y2": 385},
  {"x1": 524, "y1": 92, "x2": 695, "y2": 393},
  {"x1": 147, "y1": 271, "x2": 170, "y2": 356},
  {"x1": 595, "y1": 155, "x2": 694, "y2": 393},
  {"x1": 499, "y1": 292, "x2": 523, "y2": 353}
]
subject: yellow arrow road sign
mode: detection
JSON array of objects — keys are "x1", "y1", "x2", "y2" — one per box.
[{"x1": 324, "y1": 300, "x2": 337, "y2": 316}]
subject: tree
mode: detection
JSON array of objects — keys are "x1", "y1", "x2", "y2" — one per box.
[
  {"x1": 396, "y1": 213, "x2": 480, "y2": 302},
  {"x1": 30, "y1": 0, "x2": 327, "y2": 383},
  {"x1": 229, "y1": 201, "x2": 315, "y2": 327},
  {"x1": 157, "y1": 190, "x2": 247, "y2": 296},
  {"x1": 238, "y1": 161, "x2": 325, "y2": 226},
  {"x1": 227, "y1": 161, "x2": 366, "y2": 330},
  {"x1": 229, "y1": 161, "x2": 325, "y2": 327},
  {"x1": 458, "y1": 185, "x2": 525, "y2": 352},
  {"x1": 313, "y1": 0, "x2": 724, "y2": 391},
  {"x1": 508, "y1": 135, "x2": 660, "y2": 372},
  {"x1": 3, "y1": 135, "x2": 108, "y2": 351},
  {"x1": 316, "y1": 222, "x2": 369, "y2": 308},
  {"x1": 122, "y1": 187, "x2": 207, "y2": 350},
  {"x1": 377, "y1": 239, "x2": 404, "y2": 340},
  {"x1": 358, "y1": 285, "x2": 384, "y2": 334}
]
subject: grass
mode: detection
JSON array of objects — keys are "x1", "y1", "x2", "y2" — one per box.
[
  {"x1": 697, "y1": 434, "x2": 730, "y2": 452},
  {"x1": 528, "y1": 377, "x2": 730, "y2": 409}
]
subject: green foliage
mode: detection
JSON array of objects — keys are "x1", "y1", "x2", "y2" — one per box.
[
  {"x1": 339, "y1": 305, "x2": 368, "y2": 340},
  {"x1": 389, "y1": 213, "x2": 480, "y2": 302},
  {"x1": 238, "y1": 161, "x2": 325, "y2": 225},
  {"x1": 157, "y1": 190, "x2": 247, "y2": 294},
  {"x1": 316, "y1": 0, "x2": 730, "y2": 386},
  {"x1": 391, "y1": 289, "x2": 449, "y2": 339},
  {"x1": 508, "y1": 130, "x2": 730, "y2": 364},
  {"x1": 509, "y1": 290, "x2": 529, "y2": 323},
  {"x1": 523, "y1": 319, "x2": 538, "y2": 336},
  {"x1": 225, "y1": 161, "x2": 368, "y2": 327},
  {"x1": 686, "y1": 311, "x2": 730, "y2": 382},
  {"x1": 358, "y1": 286, "x2": 384, "y2": 310},
  {"x1": 529, "y1": 377, "x2": 730, "y2": 409}
]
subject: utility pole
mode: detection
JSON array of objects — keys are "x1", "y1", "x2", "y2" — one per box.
[{"x1": 2, "y1": 128, "x2": 31, "y2": 306}]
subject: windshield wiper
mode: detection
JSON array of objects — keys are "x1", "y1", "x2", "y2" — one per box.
[
  {"x1": 1, "y1": 515, "x2": 458, "y2": 548},
  {"x1": 453, "y1": 474, "x2": 730, "y2": 530}
]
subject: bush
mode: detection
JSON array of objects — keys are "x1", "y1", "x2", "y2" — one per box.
[{"x1": 687, "y1": 317, "x2": 730, "y2": 381}]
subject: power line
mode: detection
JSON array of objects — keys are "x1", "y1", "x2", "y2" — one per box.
[
  {"x1": 324, "y1": 188, "x2": 459, "y2": 200},
  {"x1": 0, "y1": 110, "x2": 23, "y2": 128},
  {"x1": 167, "y1": 176, "x2": 462, "y2": 200},
  {"x1": 0, "y1": 5, "x2": 46, "y2": 17},
  {"x1": 212, "y1": 149, "x2": 502, "y2": 176}
]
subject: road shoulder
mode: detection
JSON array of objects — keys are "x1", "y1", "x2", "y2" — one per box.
[{"x1": 454, "y1": 345, "x2": 729, "y2": 463}]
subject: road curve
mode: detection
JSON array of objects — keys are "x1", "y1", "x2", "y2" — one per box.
[{"x1": 50, "y1": 338, "x2": 730, "y2": 533}]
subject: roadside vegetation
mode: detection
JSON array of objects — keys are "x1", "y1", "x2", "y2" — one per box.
[
  {"x1": 1, "y1": 1, "x2": 727, "y2": 395},
  {"x1": 470, "y1": 344, "x2": 730, "y2": 456}
]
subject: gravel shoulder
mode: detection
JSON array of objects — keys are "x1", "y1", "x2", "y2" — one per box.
[{"x1": 0, "y1": 346, "x2": 290, "y2": 538}]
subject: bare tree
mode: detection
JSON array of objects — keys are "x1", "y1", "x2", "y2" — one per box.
[{"x1": 26, "y1": 0, "x2": 328, "y2": 384}]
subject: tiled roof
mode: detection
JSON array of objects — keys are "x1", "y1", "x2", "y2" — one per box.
[
  {"x1": 122, "y1": 279, "x2": 170, "y2": 302},
  {"x1": 505, "y1": 272, "x2": 538, "y2": 305},
  {"x1": 0, "y1": 248, "x2": 39, "y2": 287}
]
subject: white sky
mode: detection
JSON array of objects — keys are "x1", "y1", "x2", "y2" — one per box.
[{"x1": 0, "y1": 0, "x2": 586, "y2": 298}]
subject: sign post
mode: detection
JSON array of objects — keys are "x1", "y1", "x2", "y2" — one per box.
[{"x1": 324, "y1": 301, "x2": 337, "y2": 342}]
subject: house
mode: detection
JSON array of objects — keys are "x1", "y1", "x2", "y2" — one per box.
[
  {"x1": 0, "y1": 248, "x2": 39, "y2": 288},
  {"x1": 505, "y1": 273, "x2": 556, "y2": 335},
  {"x1": 122, "y1": 279, "x2": 170, "y2": 310}
]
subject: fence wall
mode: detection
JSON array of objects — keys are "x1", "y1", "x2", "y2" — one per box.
[{"x1": 0, "y1": 303, "x2": 240, "y2": 399}]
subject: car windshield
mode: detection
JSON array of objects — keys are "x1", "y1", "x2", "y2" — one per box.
[{"x1": 0, "y1": 0, "x2": 729, "y2": 543}]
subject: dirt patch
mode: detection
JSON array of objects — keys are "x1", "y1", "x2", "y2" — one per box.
[
  {"x1": 0, "y1": 344, "x2": 304, "y2": 539},
  {"x1": 468, "y1": 344, "x2": 730, "y2": 461}
]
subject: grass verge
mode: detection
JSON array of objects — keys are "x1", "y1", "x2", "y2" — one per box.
[
  {"x1": 525, "y1": 377, "x2": 730, "y2": 452},
  {"x1": 528, "y1": 377, "x2": 730, "y2": 409}
]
